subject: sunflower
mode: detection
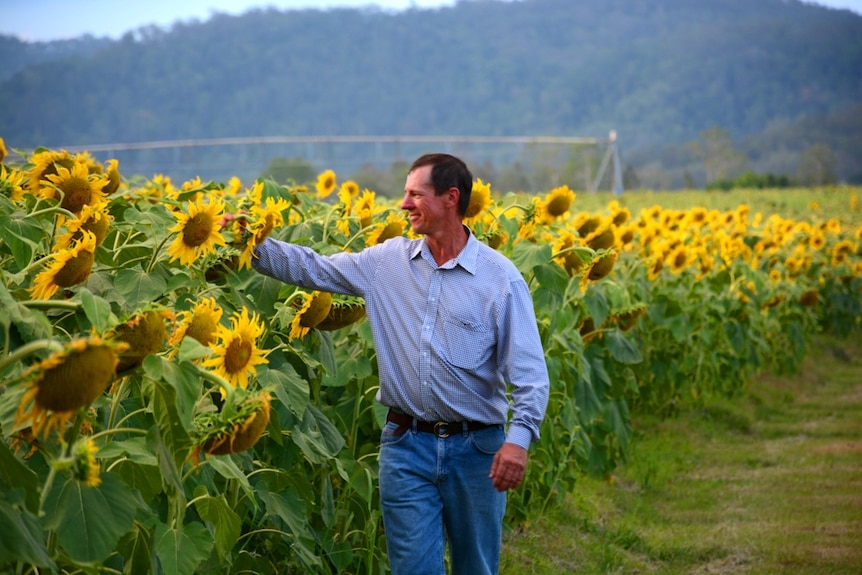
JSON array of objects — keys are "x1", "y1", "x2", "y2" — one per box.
[
  {"x1": 315, "y1": 296, "x2": 367, "y2": 331},
  {"x1": 0, "y1": 136, "x2": 6, "y2": 163},
  {"x1": 110, "y1": 310, "x2": 169, "y2": 374},
  {"x1": 574, "y1": 212, "x2": 601, "y2": 238},
  {"x1": 25, "y1": 149, "x2": 75, "y2": 195},
  {"x1": 465, "y1": 178, "x2": 493, "y2": 221},
  {"x1": 194, "y1": 391, "x2": 271, "y2": 456},
  {"x1": 289, "y1": 291, "x2": 333, "y2": 339},
  {"x1": 552, "y1": 230, "x2": 587, "y2": 277},
  {"x1": 539, "y1": 185, "x2": 575, "y2": 222},
  {"x1": 609, "y1": 203, "x2": 630, "y2": 227},
  {"x1": 236, "y1": 195, "x2": 291, "y2": 269},
  {"x1": 166, "y1": 195, "x2": 227, "y2": 265},
  {"x1": 0, "y1": 163, "x2": 26, "y2": 202},
  {"x1": 354, "y1": 189, "x2": 378, "y2": 228},
  {"x1": 367, "y1": 212, "x2": 407, "y2": 246},
  {"x1": 203, "y1": 307, "x2": 268, "y2": 390},
  {"x1": 30, "y1": 231, "x2": 98, "y2": 300},
  {"x1": 72, "y1": 438, "x2": 102, "y2": 487},
  {"x1": 831, "y1": 240, "x2": 856, "y2": 266},
  {"x1": 41, "y1": 160, "x2": 110, "y2": 216},
  {"x1": 168, "y1": 297, "x2": 224, "y2": 351},
  {"x1": 103, "y1": 159, "x2": 122, "y2": 196},
  {"x1": 580, "y1": 250, "x2": 618, "y2": 294},
  {"x1": 15, "y1": 335, "x2": 124, "y2": 440},
  {"x1": 339, "y1": 180, "x2": 360, "y2": 200},
  {"x1": 54, "y1": 203, "x2": 112, "y2": 250},
  {"x1": 798, "y1": 289, "x2": 819, "y2": 307},
  {"x1": 666, "y1": 245, "x2": 692, "y2": 274},
  {"x1": 612, "y1": 303, "x2": 647, "y2": 332},
  {"x1": 584, "y1": 225, "x2": 616, "y2": 251},
  {"x1": 316, "y1": 169, "x2": 337, "y2": 199}
]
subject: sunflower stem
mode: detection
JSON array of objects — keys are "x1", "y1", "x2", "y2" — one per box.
[
  {"x1": 146, "y1": 233, "x2": 174, "y2": 274},
  {"x1": 21, "y1": 299, "x2": 81, "y2": 311},
  {"x1": 198, "y1": 368, "x2": 235, "y2": 402},
  {"x1": 0, "y1": 339, "x2": 64, "y2": 374}
]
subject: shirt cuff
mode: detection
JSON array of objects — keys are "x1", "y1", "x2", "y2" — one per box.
[{"x1": 505, "y1": 424, "x2": 535, "y2": 451}]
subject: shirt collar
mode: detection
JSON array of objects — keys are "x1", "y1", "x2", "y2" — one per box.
[{"x1": 410, "y1": 226, "x2": 478, "y2": 275}]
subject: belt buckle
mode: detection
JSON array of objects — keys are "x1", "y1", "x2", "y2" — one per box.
[{"x1": 433, "y1": 422, "x2": 450, "y2": 438}]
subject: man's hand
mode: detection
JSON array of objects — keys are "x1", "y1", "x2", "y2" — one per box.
[{"x1": 489, "y1": 442, "x2": 528, "y2": 492}]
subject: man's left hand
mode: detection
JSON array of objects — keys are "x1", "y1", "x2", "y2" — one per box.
[{"x1": 489, "y1": 442, "x2": 528, "y2": 492}]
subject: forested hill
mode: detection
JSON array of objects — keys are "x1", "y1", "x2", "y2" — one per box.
[{"x1": 1, "y1": 0, "x2": 861, "y2": 184}]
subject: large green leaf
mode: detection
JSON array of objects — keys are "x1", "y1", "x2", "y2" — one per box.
[
  {"x1": 260, "y1": 365, "x2": 309, "y2": 418},
  {"x1": 116, "y1": 522, "x2": 154, "y2": 575},
  {"x1": 192, "y1": 487, "x2": 241, "y2": 560},
  {"x1": 143, "y1": 356, "x2": 201, "y2": 431},
  {"x1": 0, "y1": 491, "x2": 54, "y2": 569},
  {"x1": 41, "y1": 473, "x2": 139, "y2": 563},
  {"x1": 511, "y1": 241, "x2": 552, "y2": 277},
  {"x1": 77, "y1": 288, "x2": 116, "y2": 333},
  {"x1": 0, "y1": 441, "x2": 40, "y2": 511},
  {"x1": 604, "y1": 329, "x2": 643, "y2": 365},
  {"x1": 291, "y1": 405, "x2": 345, "y2": 464},
  {"x1": 113, "y1": 268, "x2": 168, "y2": 304},
  {"x1": 154, "y1": 521, "x2": 213, "y2": 575},
  {"x1": 0, "y1": 212, "x2": 43, "y2": 269},
  {"x1": 149, "y1": 379, "x2": 193, "y2": 476}
]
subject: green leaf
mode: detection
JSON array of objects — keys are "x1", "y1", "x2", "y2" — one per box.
[
  {"x1": 260, "y1": 365, "x2": 309, "y2": 418},
  {"x1": 41, "y1": 473, "x2": 139, "y2": 563},
  {"x1": 533, "y1": 262, "x2": 570, "y2": 294},
  {"x1": 154, "y1": 521, "x2": 213, "y2": 575},
  {"x1": 0, "y1": 212, "x2": 43, "y2": 269},
  {"x1": 291, "y1": 405, "x2": 345, "y2": 464},
  {"x1": 584, "y1": 289, "x2": 610, "y2": 330},
  {"x1": 0, "y1": 440, "x2": 40, "y2": 512},
  {"x1": 143, "y1": 356, "x2": 201, "y2": 431},
  {"x1": 0, "y1": 491, "x2": 54, "y2": 568},
  {"x1": 78, "y1": 288, "x2": 116, "y2": 333},
  {"x1": 117, "y1": 522, "x2": 155, "y2": 575},
  {"x1": 260, "y1": 487, "x2": 312, "y2": 539},
  {"x1": 113, "y1": 268, "x2": 168, "y2": 304},
  {"x1": 511, "y1": 241, "x2": 552, "y2": 276},
  {"x1": 149, "y1": 379, "x2": 193, "y2": 474},
  {"x1": 604, "y1": 330, "x2": 643, "y2": 365},
  {"x1": 192, "y1": 488, "x2": 241, "y2": 560}
]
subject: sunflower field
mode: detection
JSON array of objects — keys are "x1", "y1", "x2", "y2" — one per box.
[{"x1": 1, "y1": 139, "x2": 860, "y2": 574}]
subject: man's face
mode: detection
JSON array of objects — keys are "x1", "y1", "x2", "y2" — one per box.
[{"x1": 400, "y1": 165, "x2": 453, "y2": 236}]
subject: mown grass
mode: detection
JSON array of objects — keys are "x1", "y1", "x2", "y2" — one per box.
[{"x1": 501, "y1": 334, "x2": 862, "y2": 574}]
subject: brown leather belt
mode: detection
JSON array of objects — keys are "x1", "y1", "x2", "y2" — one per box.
[{"x1": 386, "y1": 409, "x2": 496, "y2": 438}]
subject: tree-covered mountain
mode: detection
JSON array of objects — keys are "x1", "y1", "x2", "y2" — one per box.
[{"x1": 1, "y1": 0, "x2": 860, "y2": 187}]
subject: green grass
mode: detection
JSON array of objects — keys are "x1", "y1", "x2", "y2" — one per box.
[{"x1": 501, "y1": 335, "x2": 862, "y2": 574}]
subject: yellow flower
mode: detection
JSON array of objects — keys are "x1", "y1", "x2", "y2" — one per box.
[
  {"x1": 30, "y1": 231, "x2": 98, "y2": 300},
  {"x1": 580, "y1": 250, "x2": 618, "y2": 293},
  {"x1": 355, "y1": 189, "x2": 378, "y2": 228},
  {"x1": 289, "y1": 291, "x2": 333, "y2": 339},
  {"x1": 465, "y1": 178, "x2": 493, "y2": 220},
  {"x1": 26, "y1": 149, "x2": 75, "y2": 195},
  {"x1": 15, "y1": 335, "x2": 124, "y2": 440},
  {"x1": 0, "y1": 136, "x2": 6, "y2": 163},
  {"x1": 340, "y1": 180, "x2": 360, "y2": 200},
  {"x1": 316, "y1": 169, "x2": 337, "y2": 198},
  {"x1": 103, "y1": 159, "x2": 122, "y2": 196},
  {"x1": 667, "y1": 245, "x2": 692, "y2": 274},
  {"x1": 54, "y1": 203, "x2": 113, "y2": 250},
  {"x1": 73, "y1": 438, "x2": 102, "y2": 487},
  {"x1": 552, "y1": 230, "x2": 587, "y2": 277},
  {"x1": 195, "y1": 391, "x2": 271, "y2": 456},
  {"x1": 367, "y1": 212, "x2": 407, "y2": 246},
  {"x1": 237, "y1": 194, "x2": 290, "y2": 270},
  {"x1": 169, "y1": 297, "x2": 224, "y2": 351},
  {"x1": 0, "y1": 163, "x2": 26, "y2": 202},
  {"x1": 110, "y1": 310, "x2": 169, "y2": 374},
  {"x1": 43, "y1": 160, "x2": 110, "y2": 216},
  {"x1": 167, "y1": 196, "x2": 226, "y2": 265},
  {"x1": 539, "y1": 185, "x2": 576, "y2": 222},
  {"x1": 203, "y1": 307, "x2": 268, "y2": 390}
]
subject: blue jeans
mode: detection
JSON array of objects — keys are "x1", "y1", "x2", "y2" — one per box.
[{"x1": 378, "y1": 420, "x2": 507, "y2": 575}]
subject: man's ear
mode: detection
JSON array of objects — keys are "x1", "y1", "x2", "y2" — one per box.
[{"x1": 446, "y1": 186, "x2": 460, "y2": 208}]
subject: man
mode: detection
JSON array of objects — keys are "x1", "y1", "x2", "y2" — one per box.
[{"x1": 250, "y1": 153, "x2": 549, "y2": 575}]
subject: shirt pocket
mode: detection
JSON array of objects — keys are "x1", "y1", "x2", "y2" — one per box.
[{"x1": 442, "y1": 315, "x2": 495, "y2": 370}]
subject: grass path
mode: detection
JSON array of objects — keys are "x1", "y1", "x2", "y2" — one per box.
[{"x1": 501, "y1": 335, "x2": 862, "y2": 574}]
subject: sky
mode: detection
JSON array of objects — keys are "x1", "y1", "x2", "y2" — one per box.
[{"x1": 2, "y1": 0, "x2": 861, "y2": 42}]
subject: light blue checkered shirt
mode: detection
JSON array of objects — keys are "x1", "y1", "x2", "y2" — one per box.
[{"x1": 252, "y1": 230, "x2": 549, "y2": 450}]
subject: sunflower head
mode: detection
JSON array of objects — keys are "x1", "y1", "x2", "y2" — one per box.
[
  {"x1": 30, "y1": 231, "x2": 98, "y2": 300},
  {"x1": 798, "y1": 289, "x2": 819, "y2": 307},
  {"x1": 289, "y1": 291, "x2": 333, "y2": 339},
  {"x1": 315, "y1": 297, "x2": 366, "y2": 331},
  {"x1": 0, "y1": 136, "x2": 6, "y2": 163},
  {"x1": 202, "y1": 307, "x2": 268, "y2": 390},
  {"x1": 44, "y1": 160, "x2": 110, "y2": 215},
  {"x1": 194, "y1": 391, "x2": 271, "y2": 456},
  {"x1": 110, "y1": 310, "x2": 169, "y2": 373},
  {"x1": 466, "y1": 178, "x2": 493, "y2": 220},
  {"x1": 612, "y1": 303, "x2": 647, "y2": 332},
  {"x1": 316, "y1": 169, "x2": 337, "y2": 199},
  {"x1": 367, "y1": 212, "x2": 407, "y2": 246},
  {"x1": 167, "y1": 196, "x2": 227, "y2": 266},
  {"x1": 542, "y1": 185, "x2": 576, "y2": 219},
  {"x1": 103, "y1": 159, "x2": 121, "y2": 196},
  {"x1": 169, "y1": 297, "x2": 224, "y2": 351},
  {"x1": 15, "y1": 336, "x2": 125, "y2": 439},
  {"x1": 72, "y1": 438, "x2": 102, "y2": 487}
]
